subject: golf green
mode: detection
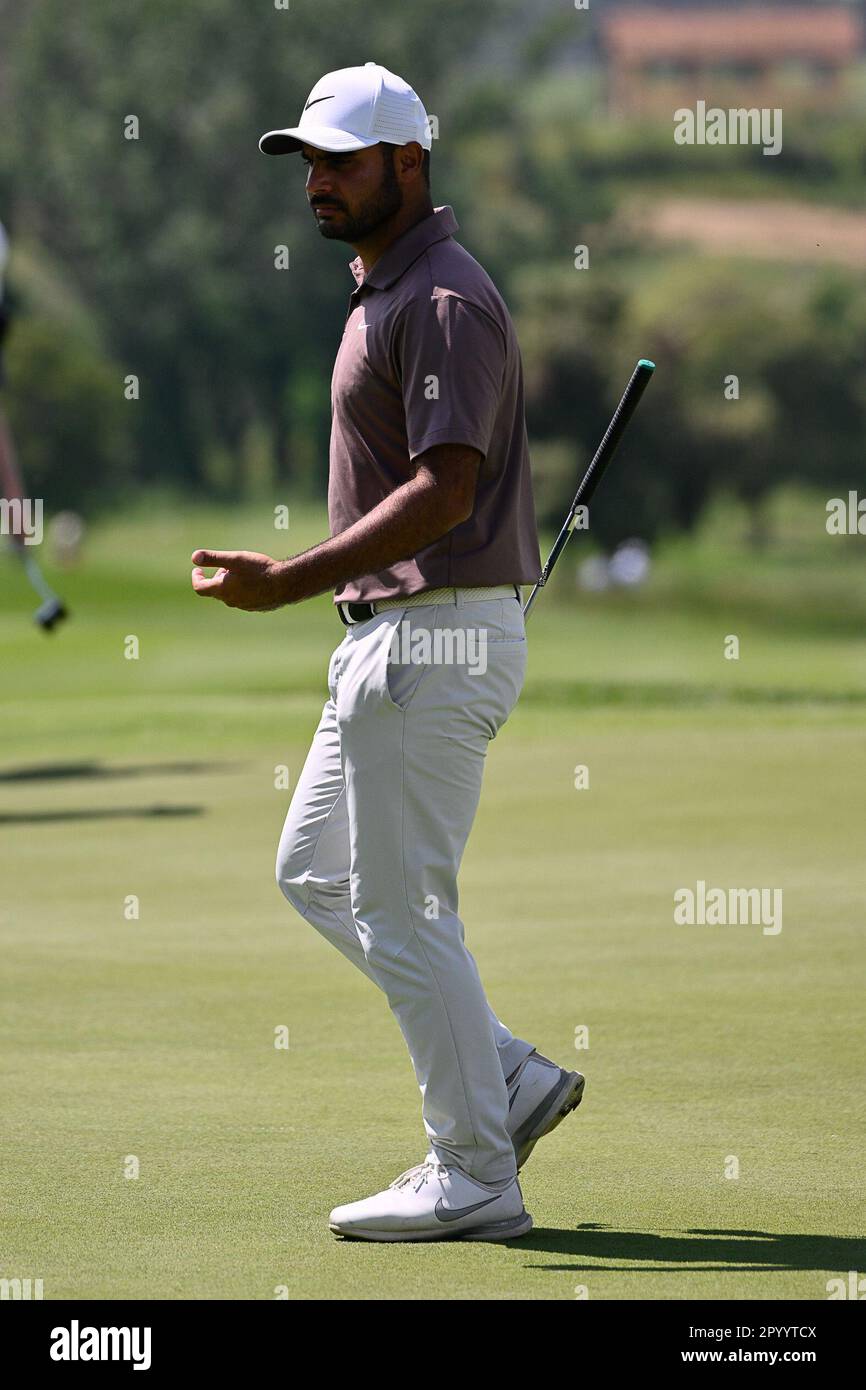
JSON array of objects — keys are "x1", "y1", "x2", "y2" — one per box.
[{"x1": 1, "y1": 501, "x2": 863, "y2": 1299}]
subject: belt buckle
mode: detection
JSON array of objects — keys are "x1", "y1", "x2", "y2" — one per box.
[{"x1": 339, "y1": 601, "x2": 375, "y2": 626}]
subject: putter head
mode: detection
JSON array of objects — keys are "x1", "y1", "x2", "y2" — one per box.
[{"x1": 34, "y1": 598, "x2": 68, "y2": 632}]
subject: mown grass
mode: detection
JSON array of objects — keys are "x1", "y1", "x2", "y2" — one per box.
[{"x1": 1, "y1": 488, "x2": 863, "y2": 1299}]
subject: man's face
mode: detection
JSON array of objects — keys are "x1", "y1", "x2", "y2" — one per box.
[{"x1": 301, "y1": 144, "x2": 403, "y2": 243}]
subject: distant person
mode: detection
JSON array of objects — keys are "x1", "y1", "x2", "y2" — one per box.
[
  {"x1": 0, "y1": 218, "x2": 26, "y2": 543},
  {"x1": 0, "y1": 220, "x2": 68, "y2": 631}
]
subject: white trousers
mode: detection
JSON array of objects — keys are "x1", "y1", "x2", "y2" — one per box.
[{"x1": 275, "y1": 592, "x2": 534, "y2": 1183}]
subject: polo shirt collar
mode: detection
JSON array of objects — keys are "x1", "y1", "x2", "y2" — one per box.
[{"x1": 348, "y1": 205, "x2": 458, "y2": 292}]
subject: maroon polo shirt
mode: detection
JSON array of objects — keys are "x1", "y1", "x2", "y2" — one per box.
[{"x1": 328, "y1": 205, "x2": 541, "y2": 603}]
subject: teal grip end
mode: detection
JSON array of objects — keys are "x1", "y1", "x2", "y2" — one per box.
[{"x1": 638, "y1": 359, "x2": 656, "y2": 371}]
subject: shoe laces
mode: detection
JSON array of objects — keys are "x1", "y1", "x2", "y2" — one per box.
[{"x1": 389, "y1": 1159, "x2": 449, "y2": 1193}]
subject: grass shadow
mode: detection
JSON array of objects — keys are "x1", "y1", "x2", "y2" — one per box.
[
  {"x1": 0, "y1": 760, "x2": 235, "y2": 782},
  {"x1": 0, "y1": 806, "x2": 204, "y2": 824},
  {"x1": 516, "y1": 1224, "x2": 866, "y2": 1275}
]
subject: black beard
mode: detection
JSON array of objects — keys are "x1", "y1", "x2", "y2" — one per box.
[{"x1": 312, "y1": 157, "x2": 403, "y2": 243}]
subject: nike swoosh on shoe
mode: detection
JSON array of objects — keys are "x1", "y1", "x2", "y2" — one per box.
[{"x1": 434, "y1": 1195, "x2": 501, "y2": 1224}]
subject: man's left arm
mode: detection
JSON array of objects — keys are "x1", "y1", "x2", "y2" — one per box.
[{"x1": 191, "y1": 443, "x2": 481, "y2": 610}]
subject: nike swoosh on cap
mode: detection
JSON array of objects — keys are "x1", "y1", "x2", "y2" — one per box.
[
  {"x1": 304, "y1": 95, "x2": 336, "y2": 111},
  {"x1": 434, "y1": 1194, "x2": 501, "y2": 1224}
]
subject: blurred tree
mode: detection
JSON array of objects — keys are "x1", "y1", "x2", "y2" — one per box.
[
  {"x1": 518, "y1": 252, "x2": 866, "y2": 550},
  {"x1": 1, "y1": 0, "x2": 864, "y2": 538},
  {"x1": 5, "y1": 316, "x2": 131, "y2": 512},
  {"x1": 4, "y1": 0, "x2": 510, "y2": 498}
]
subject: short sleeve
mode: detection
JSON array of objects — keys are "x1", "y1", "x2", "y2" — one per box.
[{"x1": 392, "y1": 293, "x2": 506, "y2": 461}]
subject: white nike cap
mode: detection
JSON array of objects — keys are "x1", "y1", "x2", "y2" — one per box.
[{"x1": 259, "y1": 62, "x2": 432, "y2": 156}]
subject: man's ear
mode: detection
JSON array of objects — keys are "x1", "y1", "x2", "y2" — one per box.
[{"x1": 396, "y1": 141, "x2": 425, "y2": 184}]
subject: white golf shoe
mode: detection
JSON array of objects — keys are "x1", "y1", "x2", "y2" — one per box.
[
  {"x1": 329, "y1": 1159, "x2": 532, "y2": 1243},
  {"x1": 506, "y1": 1050, "x2": 585, "y2": 1170}
]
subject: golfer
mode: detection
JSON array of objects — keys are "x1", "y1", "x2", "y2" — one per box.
[{"x1": 192, "y1": 63, "x2": 584, "y2": 1242}]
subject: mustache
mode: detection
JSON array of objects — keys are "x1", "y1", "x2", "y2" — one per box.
[{"x1": 310, "y1": 198, "x2": 345, "y2": 211}]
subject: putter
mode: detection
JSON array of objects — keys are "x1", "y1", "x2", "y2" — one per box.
[
  {"x1": 523, "y1": 358, "x2": 655, "y2": 620},
  {"x1": 23, "y1": 552, "x2": 69, "y2": 632}
]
